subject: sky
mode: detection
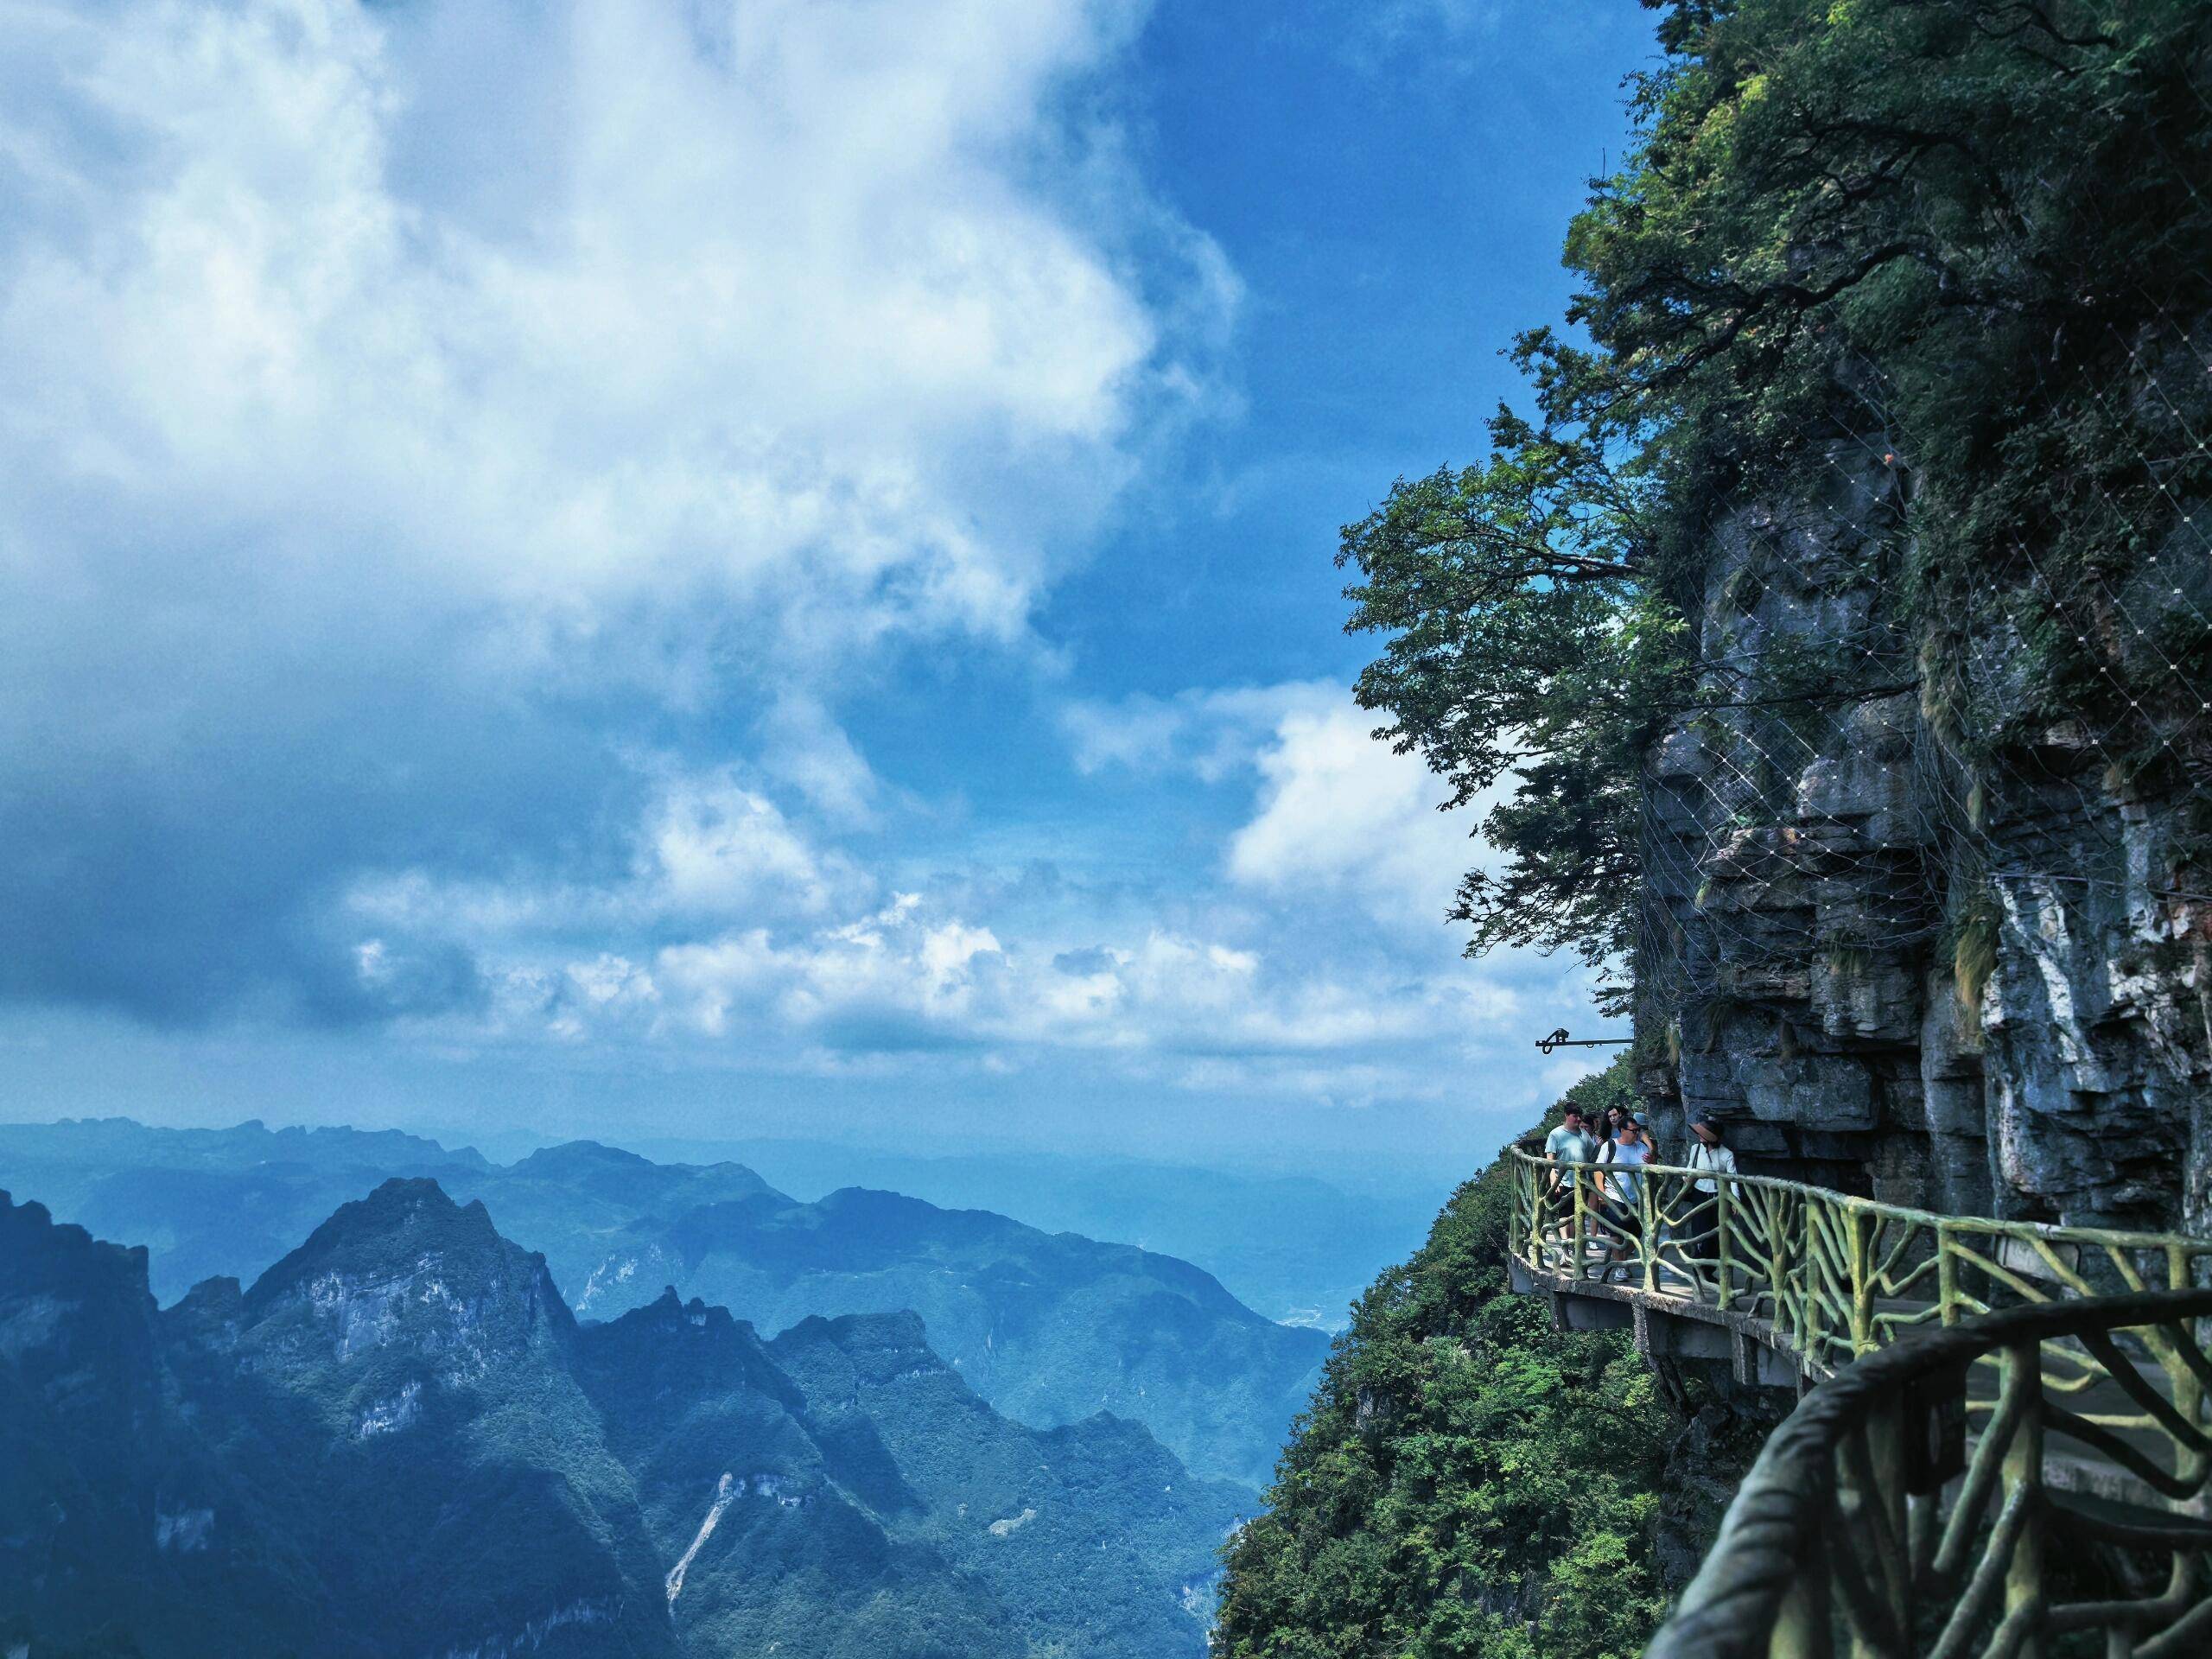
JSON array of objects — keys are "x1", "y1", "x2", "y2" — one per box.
[{"x1": 0, "y1": 0, "x2": 1652, "y2": 1178}]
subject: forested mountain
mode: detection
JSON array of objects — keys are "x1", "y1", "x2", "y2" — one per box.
[
  {"x1": 0, "y1": 1119, "x2": 1325, "y2": 1491},
  {"x1": 0, "y1": 1179, "x2": 1243, "y2": 1658},
  {"x1": 561, "y1": 1173, "x2": 1328, "y2": 1490}
]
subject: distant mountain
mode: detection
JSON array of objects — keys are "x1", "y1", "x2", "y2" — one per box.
[
  {"x1": 0, "y1": 1121, "x2": 1330, "y2": 1491},
  {"x1": 631, "y1": 1136, "x2": 1447, "y2": 1330},
  {"x1": 0, "y1": 1117, "x2": 489, "y2": 1300},
  {"x1": 587, "y1": 1181, "x2": 1329, "y2": 1490},
  {"x1": 0, "y1": 1181, "x2": 1243, "y2": 1658}
]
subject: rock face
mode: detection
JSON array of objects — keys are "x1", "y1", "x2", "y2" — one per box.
[{"x1": 1636, "y1": 441, "x2": 2212, "y2": 1233}]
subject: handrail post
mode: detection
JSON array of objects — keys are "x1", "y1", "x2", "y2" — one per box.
[
  {"x1": 2167, "y1": 1243, "x2": 2205, "y2": 1500},
  {"x1": 1519, "y1": 1157, "x2": 1535, "y2": 1268},
  {"x1": 1572, "y1": 1167, "x2": 1588, "y2": 1281},
  {"x1": 1770, "y1": 1558, "x2": 1833, "y2": 1659},
  {"x1": 1641, "y1": 1173, "x2": 1658, "y2": 1293},
  {"x1": 1937, "y1": 1223, "x2": 1958, "y2": 1326},
  {"x1": 1860, "y1": 1398, "x2": 1912, "y2": 1649},
  {"x1": 2001, "y1": 1339, "x2": 2046, "y2": 1658},
  {"x1": 1717, "y1": 1175, "x2": 1734, "y2": 1313},
  {"x1": 1850, "y1": 1205, "x2": 1876, "y2": 1357}
]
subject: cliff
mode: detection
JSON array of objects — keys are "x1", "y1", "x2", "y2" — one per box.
[{"x1": 1636, "y1": 425, "x2": 2212, "y2": 1234}]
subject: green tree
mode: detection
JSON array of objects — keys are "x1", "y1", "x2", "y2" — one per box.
[
  {"x1": 1212, "y1": 1062, "x2": 1672, "y2": 1659},
  {"x1": 1342, "y1": 0, "x2": 2212, "y2": 1001}
]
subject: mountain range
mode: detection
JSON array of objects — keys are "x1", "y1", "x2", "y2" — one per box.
[
  {"x1": 0, "y1": 1118, "x2": 1330, "y2": 1491},
  {"x1": 0, "y1": 1179, "x2": 1244, "y2": 1657}
]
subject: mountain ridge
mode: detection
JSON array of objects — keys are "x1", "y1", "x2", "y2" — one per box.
[
  {"x1": 0, "y1": 1117, "x2": 1325, "y2": 1490},
  {"x1": 1, "y1": 1178, "x2": 1243, "y2": 1657}
]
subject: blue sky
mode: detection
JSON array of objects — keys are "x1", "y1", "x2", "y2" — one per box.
[{"x1": 0, "y1": 0, "x2": 1650, "y2": 1175}]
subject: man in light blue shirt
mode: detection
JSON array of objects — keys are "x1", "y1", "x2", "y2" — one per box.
[
  {"x1": 1543, "y1": 1106, "x2": 1597, "y2": 1167},
  {"x1": 1540, "y1": 1107, "x2": 1596, "y2": 1261}
]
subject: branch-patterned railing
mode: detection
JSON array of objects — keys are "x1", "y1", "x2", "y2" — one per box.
[
  {"x1": 1504, "y1": 1150, "x2": 2212, "y2": 1656},
  {"x1": 1508, "y1": 1149, "x2": 2212, "y2": 1372},
  {"x1": 1647, "y1": 1290, "x2": 2212, "y2": 1659}
]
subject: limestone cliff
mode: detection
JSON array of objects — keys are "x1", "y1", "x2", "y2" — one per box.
[{"x1": 1636, "y1": 436, "x2": 2212, "y2": 1234}]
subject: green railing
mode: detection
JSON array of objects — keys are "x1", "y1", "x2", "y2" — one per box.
[
  {"x1": 1507, "y1": 1149, "x2": 2212, "y2": 1372},
  {"x1": 1649, "y1": 1290, "x2": 2212, "y2": 1659},
  {"x1": 1505, "y1": 1150, "x2": 2212, "y2": 1656}
]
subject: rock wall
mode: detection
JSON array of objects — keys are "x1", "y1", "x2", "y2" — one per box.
[{"x1": 1635, "y1": 442, "x2": 2212, "y2": 1235}]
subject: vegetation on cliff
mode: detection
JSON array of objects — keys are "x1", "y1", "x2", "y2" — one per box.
[
  {"x1": 1213, "y1": 1065, "x2": 1688, "y2": 1659},
  {"x1": 1339, "y1": 0, "x2": 2212, "y2": 1001}
]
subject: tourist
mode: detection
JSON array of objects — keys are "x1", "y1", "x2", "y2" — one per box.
[
  {"x1": 1594, "y1": 1103, "x2": 1624, "y2": 1156},
  {"x1": 1543, "y1": 1105, "x2": 1597, "y2": 1170},
  {"x1": 1681, "y1": 1116, "x2": 1737, "y2": 1274},
  {"x1": 1541, "y1": 1106, "x2": 1598, "y2": 1264},
  {"x1": 1597, "y1": 1115, "x2": 1652, "y2": 1282},
  {"x1": 1686, "y1": 1115, "x2": 1737, "y2": 1190}
]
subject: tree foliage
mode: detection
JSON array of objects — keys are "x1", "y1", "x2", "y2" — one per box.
[
  {"x1": 1341, "y1": 0, "x2": 2212, "y2": 998},
  {"x1": 1212, "y1": 1064, "x2": 1670, "y2": 1659}
]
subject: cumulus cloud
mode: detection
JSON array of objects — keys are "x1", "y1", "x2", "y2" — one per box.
[
  {"x1": 0, "y1": 0, "x2": 1225, "y2": 1021},
  {"x1": 1065, "y1": 680, "x2": 1491, "y2": 932},
  {"x1": 645, "y1": 893, "x2": 1481, "y2": 1068},
  {"x1": 1227, "y1": 701, "x2": 1490, "y2": 932}
]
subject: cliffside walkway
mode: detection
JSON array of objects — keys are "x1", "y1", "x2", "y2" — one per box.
[{"x1": 1505, "y1": 1150, "x2": 2212, "y2": 1656}]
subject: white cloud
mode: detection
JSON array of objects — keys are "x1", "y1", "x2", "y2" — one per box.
[
  {"x1": 0, "y1": 0, "x2": 1230, "y2": 1018},
  {"x1": 1067, "y1": 681, "x2": 1491, "y2": 934},
  {"x1": 647, "y1": 772, "x2": 856, "y2": 920},
  {"x1": 1062, "y1": 680, "x2": 1344, "y2": 781},
  {"x1": 1, "y1": 0, "x2": 1201, "y2": 667},
  {"x1": 1228, "y1": 700, "x2": 1483, "y2": 931},
  {"x1": 757, "y1": 697, "x2": 881, "y2": 828}
]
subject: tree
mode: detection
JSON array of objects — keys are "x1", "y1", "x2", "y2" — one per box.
[{"x1": 1339, "y1": 0, "x2": 2212, "y2": 1006}]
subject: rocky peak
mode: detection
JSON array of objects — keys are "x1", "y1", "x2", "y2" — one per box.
[
  {"x1": 0, "y1": 1190, "x2": 160, "y2": 1404},
  {"x1": 767, "y1": 1309, "x2": 950, "y2": 1401},
  {"x1": 242, "y1": 1177, "x2": 571, "y2": 1370},
  {"x1": 575, "y1": 1287, "x2": 803, "y2": 1415}
]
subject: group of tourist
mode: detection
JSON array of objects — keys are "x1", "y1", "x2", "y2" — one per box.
[{"x1": 1541, "y1": 1104, "x2": 1738, "y2": 1284}]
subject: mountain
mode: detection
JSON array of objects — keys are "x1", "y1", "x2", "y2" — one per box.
[
  {"x1": 0, "y1": 1118, "x2": 489, "y2": 1301},
  {"x1": 448, "y1": 1141, "x2": 776, "y2": 1311},
  {"x1": 0, "y1": 1122, "x2": 1328, "y2": 1491},
  {"x1": 626, "y1": 1137, "x2": 1447, "y2": 1331},
  {"x1": 590, "y1": 1182, "x2": 1329, "y2": 1490},
  {"x1": 0, "y1": 1180, "x2": 1244, "y2": 1657}
]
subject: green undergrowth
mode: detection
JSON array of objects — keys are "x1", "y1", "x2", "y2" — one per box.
[{"x1": 1213, "y1": 1065, "x2": 1679, "y2": 1659}]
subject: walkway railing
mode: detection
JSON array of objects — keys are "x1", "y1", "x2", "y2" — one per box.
[
  {"x1": 1648, "y1": 1290, "x2": 2212, "y2": 1659},
  {"x1": 1504, "y1": 1150, "x2": 2212, "y2": 1656},
  {"x1": 1507, "y1": 1149, "x2": 2212, "y2": 1374}
]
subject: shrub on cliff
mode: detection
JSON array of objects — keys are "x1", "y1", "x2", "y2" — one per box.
[{"x1": 1212, "y1": 1065, "x2": 1669, "y2": 1658}]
